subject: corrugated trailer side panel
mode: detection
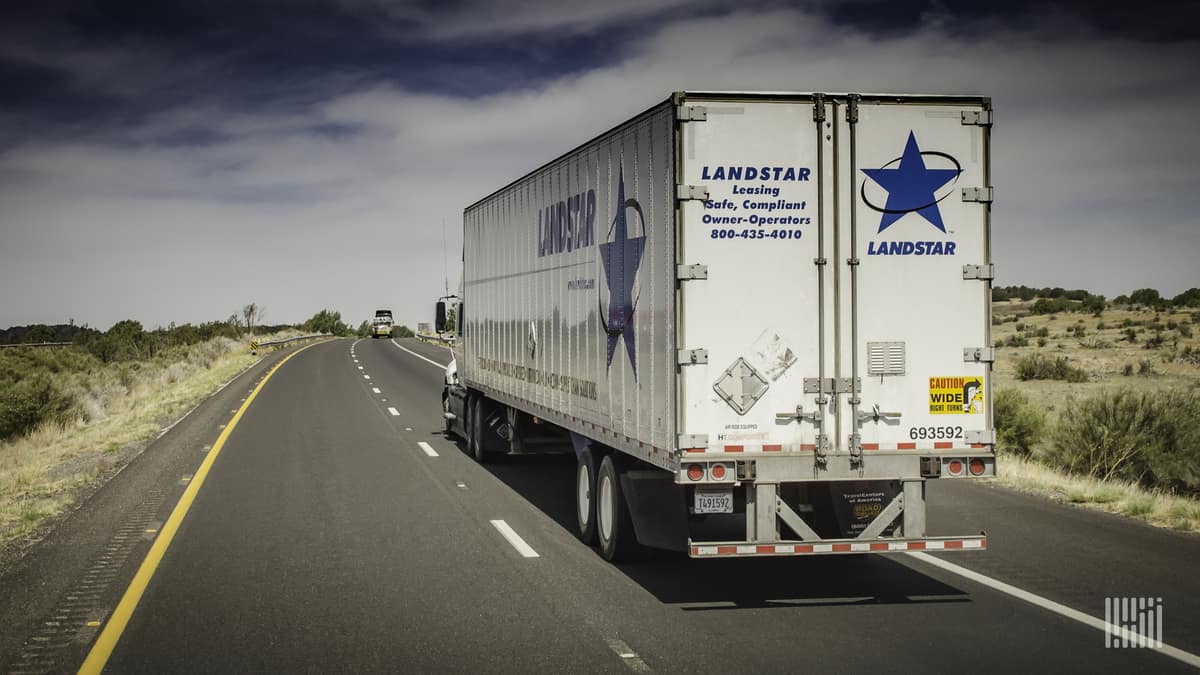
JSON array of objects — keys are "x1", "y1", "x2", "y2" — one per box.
[{"x1": 462, "y1": 103, "x2": 678, "y2": 468}]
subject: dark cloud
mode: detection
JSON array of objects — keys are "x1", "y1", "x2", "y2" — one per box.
[{"x1": 0, "y1": 1, "x2": 1197, "y2": 328}]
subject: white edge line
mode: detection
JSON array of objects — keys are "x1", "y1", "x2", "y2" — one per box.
[
  {"x1": 418, "y1": 441, "x2": 439, "y2": 457},
  {"x1": 390, "y1": 338, "x2": 448, "y2": 370},
  {"x1": 907, "y1": 552, "x2": 1200, "y2": 669},
  {"x1": 489, "y1": 520, "x2": 539, "y2": 558},
  {"x1": 387, "y1": 407, "x2": 400, "y2": 416}
]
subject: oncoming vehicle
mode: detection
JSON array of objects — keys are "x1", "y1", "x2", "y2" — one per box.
[{"x1": 372, "y1": 309, "x2": 393, "y2": 339}]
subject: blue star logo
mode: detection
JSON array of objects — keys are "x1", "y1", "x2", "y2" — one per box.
[
  {"x1": 861, "y1": 131, "x2": 961, "y2": 233},
  {"x1": 599, "y1": 168, "x2": 645, "y2": 375}
]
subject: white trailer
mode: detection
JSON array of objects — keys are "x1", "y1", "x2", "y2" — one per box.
[{"x1": 438, "y1": 92, "x2": 995, "y2": 560}]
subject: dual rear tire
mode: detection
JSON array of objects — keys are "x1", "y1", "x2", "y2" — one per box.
[{"x1": 577, "y1": 450, "x2": 641, "y2": 561}]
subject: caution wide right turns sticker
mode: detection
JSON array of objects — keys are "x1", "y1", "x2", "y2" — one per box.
[{"x1": 929, "y1": 376, "x2": 984, "y2": 415}]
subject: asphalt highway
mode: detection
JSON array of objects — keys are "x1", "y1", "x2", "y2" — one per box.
[{"x1": 2, "y1": 337, "x2": 1197, "y2": 673}]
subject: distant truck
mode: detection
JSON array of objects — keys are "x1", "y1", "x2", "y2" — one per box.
[
  {"x1": 372, "y1": 309, "x2": 393, "y2": 338},
  {"x1": 437, "y1": 92, "x2": 995, "y2": 561}
]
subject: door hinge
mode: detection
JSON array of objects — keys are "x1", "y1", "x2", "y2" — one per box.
[
  {"x1": 962, "y1": 264, "x2": 995, "y2": 280},
  {"x1": 677, "y1": 433, "x2": 709, "y2": 450},
  {"x1": 677, "y1": 105, "x2": 708, "y2": 122},
  {"x1": 678, "y1": 348, "x2": 709, "y2": 366},
  {"x1": 676, "y1": 263, "x2": 708, "y2": 280},
  {"x1": 961, "y1": 110, "x2": 993, "y2": 126},
  {"x1": 965, "y1": 429, "x2": 996, "y2": 445},
  {"x1": 677, "y1": 184, "x2": 709, "y2": 201},
  {"x1": 962, "y1": 187, "x2": 994, "y2": 203},
  {"x1": 963, "y1": 347, "x2": 996, "y2": 364}
]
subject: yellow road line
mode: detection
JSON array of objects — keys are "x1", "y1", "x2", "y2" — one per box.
[{"x1": 78, "y1": 343, "x2": 319, "y2": 675}]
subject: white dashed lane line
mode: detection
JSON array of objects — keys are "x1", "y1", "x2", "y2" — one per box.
[
  {"x1": 363, "y1": 375, "x2": 370, "y2": 380},
  {"x1": 372, "y1": 387, "x2": 381, "y2": 394},
  {"x1": 489, "y1": 520, "x2": 539, "y2": 558},
  {"x1": 418, "y1": 442, "x2": 439, "y2": 457},
  {"x1": 387, "y1": 407, "x2": 400, "y2": 416}
]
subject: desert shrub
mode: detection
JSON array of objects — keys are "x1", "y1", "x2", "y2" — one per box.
[
  {"x1": 1078, "y1": 338, "x2": 1112, "y2": 349},
  {"x1": 1144, "y1": 332, "x2": 1166, "y2": 350},
  {"x1": 0, "y1": 374, "x2": 76, "y2": 440},
  {"x1": 1015, "y1": 353, "x2": 1088, "y2": 382},
  {"x1": 1046, "y1": 389, "x2": 1200, "y2": 494},
  {"x1": 1097, "y1": 321, "x2": 1107, "y2": 330},
  {"x1": 1036, "y1": 327, "x2": 1050, "y2": 338},
  {"x1": 1138, "y1": 359, "x2": 1156, "y2": 376},
  {"x1": 1178, "y1": 324, "x2": 1193, "y2": 338},
  {"x1": 1122, "y1": 363, "x2": 1134, "y2": 376},
  {"x1": 994, "y1": 389, "x2": 1045, "y2": 457},
  {"x1": 1180, "y1": 346, "x2": 1200, "y2": 366},
  {"x1": 1038, "y1": 337, "x2": 1048, "y2": 347},
  {"x1": 1004, "y1": 334, "x2": 1029, "y2": 348},
  {"x1": 1124, "y1": 328, "x2": 1138, "y2": 343},
  {"x1": 1015, "y1": 322, "x2": 1026, "y2": 332}
]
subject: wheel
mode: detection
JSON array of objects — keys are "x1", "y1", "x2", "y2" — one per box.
[
  {"x1": 597, "y1": 455, "x2": 642, "y2": 561},
  {"x1": 576, "y1": 448, "x2": 600, "y2": 545},
  {"x1": 471, "y1": 396, "x2": 488, "y2": 463},
  {"x1": 465, "y1": 395, "x2": 477, "y2": 456}
]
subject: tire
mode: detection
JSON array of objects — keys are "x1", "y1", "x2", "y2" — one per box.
[
  {"x1": 471, "y1": 396, "x2": 488, "y2": 463},
  {"x1": 597, "y1": 455, "x2": 641, "y2": 561},
  {"x1": 576, "y1": 448, "x2": 600, "y2": 545},
  {"x1": 464, "y1": 395, "x2": 477, "y2": 456}
]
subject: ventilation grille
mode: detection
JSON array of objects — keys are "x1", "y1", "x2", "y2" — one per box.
[{"x1": 867, "y1": 341, "x2": 906, "y2": 376}]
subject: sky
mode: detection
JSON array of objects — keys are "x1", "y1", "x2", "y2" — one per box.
[{"x1": 1, "y1": 0, "x2": 1198, "y2": 331}]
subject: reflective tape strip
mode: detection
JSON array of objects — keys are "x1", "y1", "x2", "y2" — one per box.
[{"x1": 690, "y1": 538, "x2": 987, "y2": 557}]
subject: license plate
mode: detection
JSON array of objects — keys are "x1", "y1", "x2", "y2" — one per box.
[{"x1": 694, "y1": 488, "x2": 733, "y2": 514}]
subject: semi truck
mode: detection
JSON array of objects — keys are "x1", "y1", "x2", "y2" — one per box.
[{"x1": 437, "y1": 91, "x2": 995, "y2": 561}]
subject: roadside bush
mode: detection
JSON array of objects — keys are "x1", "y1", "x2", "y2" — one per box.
[
  {"x1": 0, "y1": 374, "x2": 76, "y2": 440},
  {"x1": 1178, "y1": 324, "x2": 1193, "y2": 338},
  {"x1": 1014, "y1": 353, "x2": 1088, "y2": 382},
  {"x1": 1122, "y1": 363, "x2": 1134, "y2": 376},
  {"x1": 1046, "y1": 389, "x2": 1200, "y2": 495},
  {"x1": 994, "y1": 389, "x2": 1045, "y2": 457},
  {"x1": 1138, "y1": 359, "x2": 1156, "y2": 376}
]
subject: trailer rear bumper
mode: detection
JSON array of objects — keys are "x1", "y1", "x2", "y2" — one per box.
[{"x1": 689, "y1": 534, "x2": 986, "y2": 558}]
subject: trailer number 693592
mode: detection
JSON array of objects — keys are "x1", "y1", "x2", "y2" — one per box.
[{"x1": 909, "y1": 426, "x2": 964, "y2": 440}]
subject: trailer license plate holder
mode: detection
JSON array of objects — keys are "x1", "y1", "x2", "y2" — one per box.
[{"x1": 694, "y1": 488, "x2": 733, "y2": 514}]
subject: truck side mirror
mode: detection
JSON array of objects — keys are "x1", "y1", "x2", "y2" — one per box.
[{"x1": 435, "y1": 301, "x2": 446, "y2": 333}]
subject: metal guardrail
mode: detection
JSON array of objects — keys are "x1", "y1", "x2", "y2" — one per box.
[
  {"x1": 0, "y1": 341, "x2": 74, "y2": 349},
  {"x1": 249, "y1": 334, "x2": 330, "y2": 355}
]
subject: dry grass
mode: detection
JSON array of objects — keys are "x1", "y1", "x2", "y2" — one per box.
[
  {"x1": 992, "y1": 305, "x2": 1200, "y2": 418},
  {"x1": 989, "y1": 455, "x2": 1200, "y2": 533},
  {"x1": 0, "y1": 332, "x2": 315, "y2": 548},
  {"x1": 990, "y1": 302, "x2": 1200, "y2": 532}
]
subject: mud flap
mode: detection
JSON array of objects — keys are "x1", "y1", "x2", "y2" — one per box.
[{"x1": 621, "y1": 470, "x2": 688, "y2": 552}]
